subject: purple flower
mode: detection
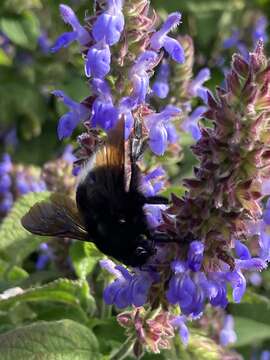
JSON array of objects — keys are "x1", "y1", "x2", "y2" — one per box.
[
  {"x1": 166, "y1": 261, "x2": 205, "y2": 318},
  {"x1": 92, "y1": 0, "x2": 124, "y2": 46},
  {"x1": 249, "y1": 272, "x2": 262, "y2": 287},
  {"x1": 152, "y1": 60, "x2": 170, "y2": 99},
  {"x1": 181, "y1": 106, "x2": 207, "y2": 140},
  {"x1": 261, "y1": 351, "x2": 270, "y2": 360},
  {"x1": 252, "y1": 16, "x2": 268, "y2": 44},
  {"x1": 62, "y1": 145, "x2": 76, "y2": 163},
  {"x1": 51, "y1": 4, "x2": 90, "y2": 52},
  {"x1": 187, "y1": 241, "x2": 204, "y2": 272},
  {"x1": 52, "y1": 90, "x2": 90, "y2": 139},
  {"x1": 38, "y1": 32, "x2": 51, "y2": 54},
  {"x1": 171, "y1": 316, "x2": 189, "y2": 346},
  {"x1": 129, "y1": 51, "x2": 159, "y2": 105},
  {"x1": 100, "y1": 259, "x2": 153, "y2": 308},
  {"x1": 91, "y1": 79, "x2": 118, "y2": 130},
  {"x1": 36, "y1": 243, "x2": 54, "y2": 270},
  {"x1": 219, "y1": 315, "x2": 237, "y2": 346},
  {"x1": 189, "y1": 68, "x2": 210, "y2": 103},
  {"x1": 0, "y1": 174, "x2": 11, "y2": 194},
  {"x1": 0, "y1": 154, "x2": 12, "y2": 176},
  {"x1": 85, "y1": 41, "x2": 111, "y2": 79},
  {"x1": 223, "y1": 30, "x2": 240, "y2": 49},
  {"x1": 150, "y1": 12, "x2": 184, "y2": 63},
  {"x1": 119, "y1": 97, "x2": 136, "y2": 139},
  {"x1": 144, "y1": 106, "x2": 181, "y2": 155},
  {"x1": 0, "y1": 192, "x2": 13, "y2": 213},
  {"x1": 141, "y1": 167, "x2": 166, "y2": 197}
]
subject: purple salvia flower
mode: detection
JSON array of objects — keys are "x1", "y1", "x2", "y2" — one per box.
[
  {"x1": 223, "y1": 30, "x2": 240, "y2": 49},
  {"x1": 150, "y1": 12, "x2": 185, "y2": 63},
  {"x1": 219, "y1": 315, "x2": 237, "y2": 346},
  {"x1": 91, "y1": 79, "x2": 118, "y2": 130},
  {"x1": 51, "y1": 4, "x2": 90, "y2": 52},
  {"x1": 144, "y1": 204, "x2": 166, "y2": 229},
  {"x1": 85, "y1": 41, "x2": 111, "y2": 79},
  {"x1": 0, "y1": 193, "x2": 13, "y2": 213},
  {"x1": 0, "y1": 174, "x2": 12, "y2": 194},
  {"x1": 261, "y1": 351, "x2": 270, "y2": 360},
  {"x1": 189, "y1": 68, "x2": 210, "y2": 103},
  {"x1": 92, "y1": 0, "x2": 124, "y2": 46},
  {"x1": 187, "y1": 241, "x2": 204, "y2": 272},
  {"x1": 152, "y1": 60, "x2": 170, "y2": 99},
  {"x1": 171, "y1": 315, "x2": 189, "y2": 346},
  {"x1": 100, "y1": 259, "x2": 153, "y2": 308},
  {"x1": 141, "y1": 167, "x2": 166, "y2": 197},
  {"x1": 119, "y1": 97, "x2": 136, "y2": 139},
  {"x1": 181, "y1": 106, "x2": 207, "y2": 140},
  {"x1": 252, "y1": 16, "x2": 268, "y2": 44},
  {"x1": 62, "y1": 145, "x2": 76, "y2": 163},
  {"x1": 38, "y1": 32, "x2": 51, "y2": 54},
  {"x1": 235, "y1": 240, "x2": 251, "y2": 260},
  {"x1": 15, "y1": 174, "x2": 31, "y2": 195},
  {"x1": 36, "y1": 243, "x2": 54, "y2": 270},
  {"x1": 52, "y1": 90, "x2": 90, "y2": 139},
  {"x1": 0, "y1": 154, "x2": 12, "y2": 176},
  {"x1": 144, "y1": 105, "x2": 181, "y2": 155},
  {"x1": 129, "y1": 51, "x2": 159, "y2": 105},
  {"x1": 249, "y1": 272, "x2": 262, "y2": 287}
]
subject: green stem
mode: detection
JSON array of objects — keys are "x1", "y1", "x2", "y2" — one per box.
[{"x1": 110, "y1": 337, "x2": 134, "y2": 360}]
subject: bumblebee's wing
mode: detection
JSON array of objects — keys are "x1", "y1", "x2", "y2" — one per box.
[
  {"x1": 94, "y1": 118, "x2": 126, "y2": 192},
  {"x1": 21, "y1": 193, "x2": 88, "y2": 241}
]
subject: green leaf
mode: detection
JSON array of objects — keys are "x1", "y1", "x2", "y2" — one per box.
[
  {"x1": 234, "y1": 316, "x2": 270, "y2": 347},
  {"x1": 0, "y1": 49, "x2": 12, "y2": 66},
  {"x1": 0, "y1": 278, "x2": 96, "y2": 316},
  {"x1": 0, "y1": 13, "x2": 40, "y2": 50},
  {"x1": 0, "y1": 258, "x2": 28, "y2": 292},
  {"x1": 70, "y1": 242, "x2": 103, "y2": 280},
  {"x1": 0, "y1": 319, "x2": 101, "y2": 360},
  {"x1": 0, "y1": 191, "x2": 51, "y2": 265}
]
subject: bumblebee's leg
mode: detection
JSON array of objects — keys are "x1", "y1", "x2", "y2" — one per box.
[
  {"x1": 129, "y1": 118, "x2": 148, "y2": 192},
  {"x1": 151, "y1": 232, "x2": 176, "y2": 243},
  {"x1": 144, "y1": 195, "x2": 169, "y2": 205}
]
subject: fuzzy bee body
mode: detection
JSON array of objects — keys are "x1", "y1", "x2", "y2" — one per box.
[{"x1": 21, "y1": 120, "x2": 168, "y2": 267}]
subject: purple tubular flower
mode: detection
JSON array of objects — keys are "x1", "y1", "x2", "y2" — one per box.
[
  {"x1": 85, "y1": 41, "x2": 111, "y2": 79},
  {"x1": 171, "y1": 316, "x2": 189, "y2": 346},
  {"x1": 235, "y1": 240, "x2": 251, "y2": 260},
  {"x1": 181, "y1": 106, "x2": 207, "y2": 140},
  {"x1": 52, "y1": 90, "x2": 90, "y2": 139},
  {"x1": 252, "y1": 16, "x2": 268, "y2": 44},
  {"x1": 51, "y1": 4, "x2": 90, "y2": 52},
  {"x1": 189, "y1": 68, "x2": 211, "y2": 103},
  {"x1": 144, "y1": 106, "x2": 181, "y2": 155},
  {"x1": 15, "y1": 174, "x2": 31, "y2": 195},
  {"x1": 129, "y1": 51, "x2": 159, "y2": 105},
  {"x1": 219, "y1": 315, "x2": 237, "y2": 346},
  {"x1": 91, "y1": 79, "x2": 118, "y2": 130},
  {"x1": 100, "y1": 259, "x2": 153, "y2": 308},
  {"x1": 36, "y1": 243, "x2": 54, "y2": 270},
  {"x1": 187, "y1": 241, "x2": 204, "y2": 272},
  {"x1": 0, "y1": 192, "x2": 13, "y2": 213},
  {"x1": 92, "y1": 0, "x2": 124, "y2": 46},
  {"x1": 223, "y1": 30, "x2": 240, "y2": 49},
  {"x1": 152, "y1": 60, "x2": 170, "y2": 99},
  {"x1": 119, "y1": 97, "x2": 136, "y2": 139},
  {"x1": 150, "y1": 12, "x2": 184, "y2": 63},
  {"x1": 261, "y1": 351, "x2": 270, "y2": 360},
  {"x1": 62, "y1": 145, "x2": 76, "y2": 163},
  {"x1": 0, "y1": 174, "x2": 11, "y2": 194},
  {"x1": 167, "y1": 261, "x2": 205, "y2": 318},
  {"x1": 0, "y1": 154, "x2": 12, "y2": 176}
]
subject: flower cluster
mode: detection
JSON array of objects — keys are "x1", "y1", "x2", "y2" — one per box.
[
  {"x1": 51, "y1": 0, "x2": 270, "y2": 357},
  {"x1": 0, "y1": 154, "x2": 46, "y2": 219},
  {"x1": 222, "y1": 15, "x2": 268, "y2": 63},
  {"x1": 52, "y1": 1, "x2": 184, "y2": 156}
]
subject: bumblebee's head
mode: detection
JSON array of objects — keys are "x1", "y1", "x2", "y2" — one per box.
[{"x1": 127, "y1": 235, "x2": 156, "y2": 267}]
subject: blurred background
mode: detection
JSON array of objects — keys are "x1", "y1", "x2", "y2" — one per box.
[{"x1": 0, "y1": 0, "x2": 270, "y2": 358}]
